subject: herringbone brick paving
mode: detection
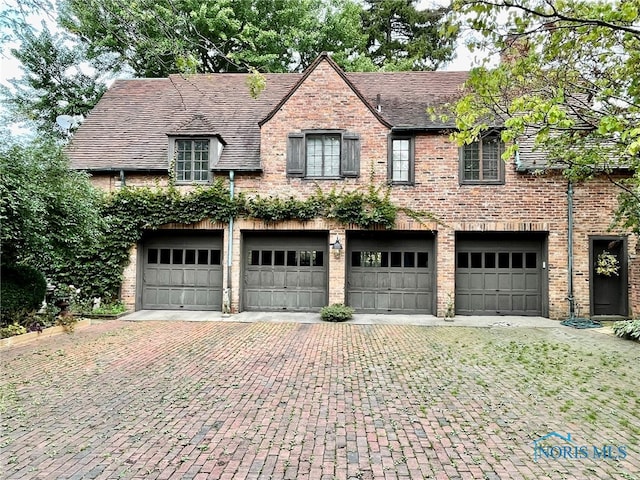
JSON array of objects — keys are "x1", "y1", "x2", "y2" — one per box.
[{"x1": 1, "y1": 320, "x2": 638, "y2": 479}]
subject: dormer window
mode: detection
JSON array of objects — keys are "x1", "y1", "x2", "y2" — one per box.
[
  {"x1": 168, "y1": 135, "x2": 223, "y2": 184},
  {"x1": 175, "y1": 139, "x2": 210, "y2": 182}
]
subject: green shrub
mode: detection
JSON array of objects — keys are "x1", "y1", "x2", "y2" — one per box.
[
  {"x1": 320, "y1": 303, "x2": 355, "y2": 322},
  {"x1": 0, "y1": 264, "x2": 47, "y2": 324},
  {"x1": 0, "y1": 323, "x2": 27, "y2": 338},
  {"x1": 612, "y1": 319, "x2": 640, "y2": 341}
]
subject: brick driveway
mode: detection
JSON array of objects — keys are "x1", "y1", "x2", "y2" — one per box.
[{"x1": 1, "y1": 320, "x2": 639, "y2": 480}]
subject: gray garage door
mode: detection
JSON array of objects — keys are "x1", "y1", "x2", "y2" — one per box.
[
  {"x1": 456, "y1": 235, "x2": 545, "y2": 316},
  {"x1": 243, "y1": 233, "x2": 327, "y2": 311},
  {"x1": 347, "y1": 233, "x2": 435, "y2": 314},
  {"x1": 142, "y1": 233, "x2": 223, "y2": 310}
]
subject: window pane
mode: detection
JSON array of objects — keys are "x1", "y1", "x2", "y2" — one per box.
[
  {"x1": 274, "y1": 250, "x2": 285, "y2": 266},
  {"x1": 512, "y1": 252, "x2": 523, "y2": 268},
  {"x1": 249, "y1": 250, "x2": 259, "y2": 265},
  {"x1": 160, "y1": 249, "x2": 171, "y2": 264},
  {"x1": 498, "y1": 252, "x2": 510, "y2": 268},
  {"x1": 381, "y1": 251, "x2": 389, "y2": 267},
  {"x1": 210, "y1": 250, "x2": 221, "y2": 265},
  {"x1": 306, "y1": 137, "x2": 323, "y2": 177},
  {"x1": 175, "y1": 139, "x2": 209, "y2": 182},
  {"x1": 526, "y1": 252, "x2": 537, "y2": 269},
  {"x1": 147, "y1": 248, "x2": 158, "y2": 264},
  {"x1": 457, "y1": 252, "x2": 468, "y2": 268},
  {"x1": 463, "y1": 143, "x2": 480, "y2": 180},
  {"x1": 184, "y1": 249, "x2": 196, "y2": 264},
  {"x1": 482, "y1": 136, "x2": 500, "y2": 180},
  {"x1": 324, "y1": 136, "x2": 340, "y2": 176},
  {"x1": 261, "y1": 250, "x2": 272, "y2": 266},
  {"x1": 363, "y1": 252, "x2": 381, "y2": 267},
  {"x1": 287, "y1": 250, "x2": 297, "y2": 266},
  {"x1": 300, "y1": 251, "x2": 311, "y2": 266},
  {"x1": 392, "y1": 139, "x2": 410, "y2": 181},
  {"x1": 470, "y1": 252, "x2": 482, "y2": 268},
  {"x1": 391, "y1": 252, "x2": 402, "y2": 267},
  {"x1": 172, "y1": 249, "x2": 183, "y2": 264},
  {"x1": 417, "y1": 252, "x2": 429, "y2": 268},
  {"x1": 404, "y1": 252, "x2": 415, "y2": 267},
  {"x1": 485, "y1": 252, "x2": 496, "y2": 268},
  {"x1": 313, "y1": 251, "x2": 323, "y2": 267},
  {"x1": 306, "y1": 134, "x2": 341, "y2": 177},
  {"x1": 351, "y1": 251, "x2": 361, "y2": 267},
  {"x1": 197, "y1": 250, "x2": 208, "y2": 264}
]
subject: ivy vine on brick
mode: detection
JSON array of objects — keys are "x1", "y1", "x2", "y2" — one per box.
[{"x1": 64, "y1": 180, "x2": 434, "y2": 300}]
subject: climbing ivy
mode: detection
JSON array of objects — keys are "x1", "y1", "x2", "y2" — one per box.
[{"x1": 69, "y1": 180, "x2": 434, "y2": 300}]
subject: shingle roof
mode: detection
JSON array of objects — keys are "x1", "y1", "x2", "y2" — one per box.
[{"x1": 68, "y1": 58, "x2": 469, "y2": 172}]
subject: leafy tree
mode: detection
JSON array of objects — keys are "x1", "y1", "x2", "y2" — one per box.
[
  {"x1": 362, "y1": 0, "x2": 456, "y2": 70},
  {"x1": 448, "y1": 0, "x2": 640, "y2": 233},
  {"x1": 0, "y1": 134, "x2": 105, "y2": 282},
  {"x1": 58, "y1": 0, "x2": 369, "y2": 75},
  {"x1": 0, "y1": 25, "x2": 106, "y2": 137}
]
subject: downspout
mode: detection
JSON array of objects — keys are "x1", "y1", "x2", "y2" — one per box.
[
  {"x1": 224, "y1": 170, "x2": 235, "y2": 315},
  {"x1": 120, "y1": 169, "x2": 126, "y2": 187},
  {"x1": 567, "y1": 180, "x2": 575, "y2": 319}
]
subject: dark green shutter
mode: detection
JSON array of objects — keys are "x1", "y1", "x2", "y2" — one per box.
[
  {"x1": 342, "y1": 133, "x2": 360, "y2": 177},
  {"x1": 287, "y1": 133, "x2": 305, "y2": 177}
]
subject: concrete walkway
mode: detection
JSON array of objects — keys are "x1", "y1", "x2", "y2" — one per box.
[{"x1": 122, "y1": 310, "x2": 563, "y2": 328}]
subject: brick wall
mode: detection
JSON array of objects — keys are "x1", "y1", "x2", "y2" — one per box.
[{"x1": 91, "y1": 58, "x2": 638, "y2": 319}]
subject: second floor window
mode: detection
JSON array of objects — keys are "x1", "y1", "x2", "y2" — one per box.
[
  {"x1": 306, "y1": 134, "x2": 340, "y2": 177},
  {"x1": 176, "y1": 139, "x2": 210, "y2": 182},
  {"x1": 388, "y1": 136, "x2": 414, "y2": 184},
  {"x1": 460, "y1": 133, "x2": 504, "y2": 185},
  {"x1": 287, "y1": 130, "x2": 360, "y2": 179}
]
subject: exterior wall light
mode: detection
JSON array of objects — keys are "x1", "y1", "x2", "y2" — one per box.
[{"x1": 330, "y1": 235, "x2": 343, "y2": 256}]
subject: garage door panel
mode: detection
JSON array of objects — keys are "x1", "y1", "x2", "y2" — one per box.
[
  {"x1": 347, "y1": 235, "x2": 434, "y2": 314},
  {"x1": 244, "y1": 234, "x2": 327, "y2": 311},
  {"x1": 512, "y1": 296, "x2": 524, "y2": 311},
  {"x1": 403, "y1": 274, "x2": 417, "y2": 289},
  {"x1": 510, "y1": 274, "x2": 525, "y2": 290},
  {"x1": 456, "y1": 236, "x2": 543, "y2": 316},
  {"x1": 469, "y1": 273, "x2": 484, "y2": 289},
  {"x1": 484, "y1": 274, "x2": 497, "y2": 290},
  {"x1": 156, "y1": 270, "x2": 170, "y2": 284},
  {"x1": 470, "y1": 294, "x2": 485, "y2": 310},
  {"x1": 526, "y1": 295, "x2": 539, "y2": 310},
  {"x1": 377, "y1": 294, "x2": 390, "y2": 310},
  {"x1": 417, "y1": 273, "x2": 432, "y2": 289},
  {"x1": 391, "y1": 272, "x2": 407, "y2": 289},
  {"x1": 311, "y1": 271, "x2": 325, "y2": 287},
  {"x1": 455, "y1": 273, "x2": 469, "y2": 289},
  {"x1": 170, "y1": 270, "x2": 183, "y2": 284},
  {"x1": 143, "y1": 234, "x2": 223, "y2": 311},
  {"x1": 498, "y1": 294, "x2": 512, "y2": 311}
]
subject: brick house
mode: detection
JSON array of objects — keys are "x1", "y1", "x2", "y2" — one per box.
[{"x1": 68, "y1": 53, "x2": 638, "y2": 319}]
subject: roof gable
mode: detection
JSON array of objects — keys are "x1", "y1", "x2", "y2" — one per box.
[{"x1": 259, "y1": 52, "x2": 391, "y2": 128}]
